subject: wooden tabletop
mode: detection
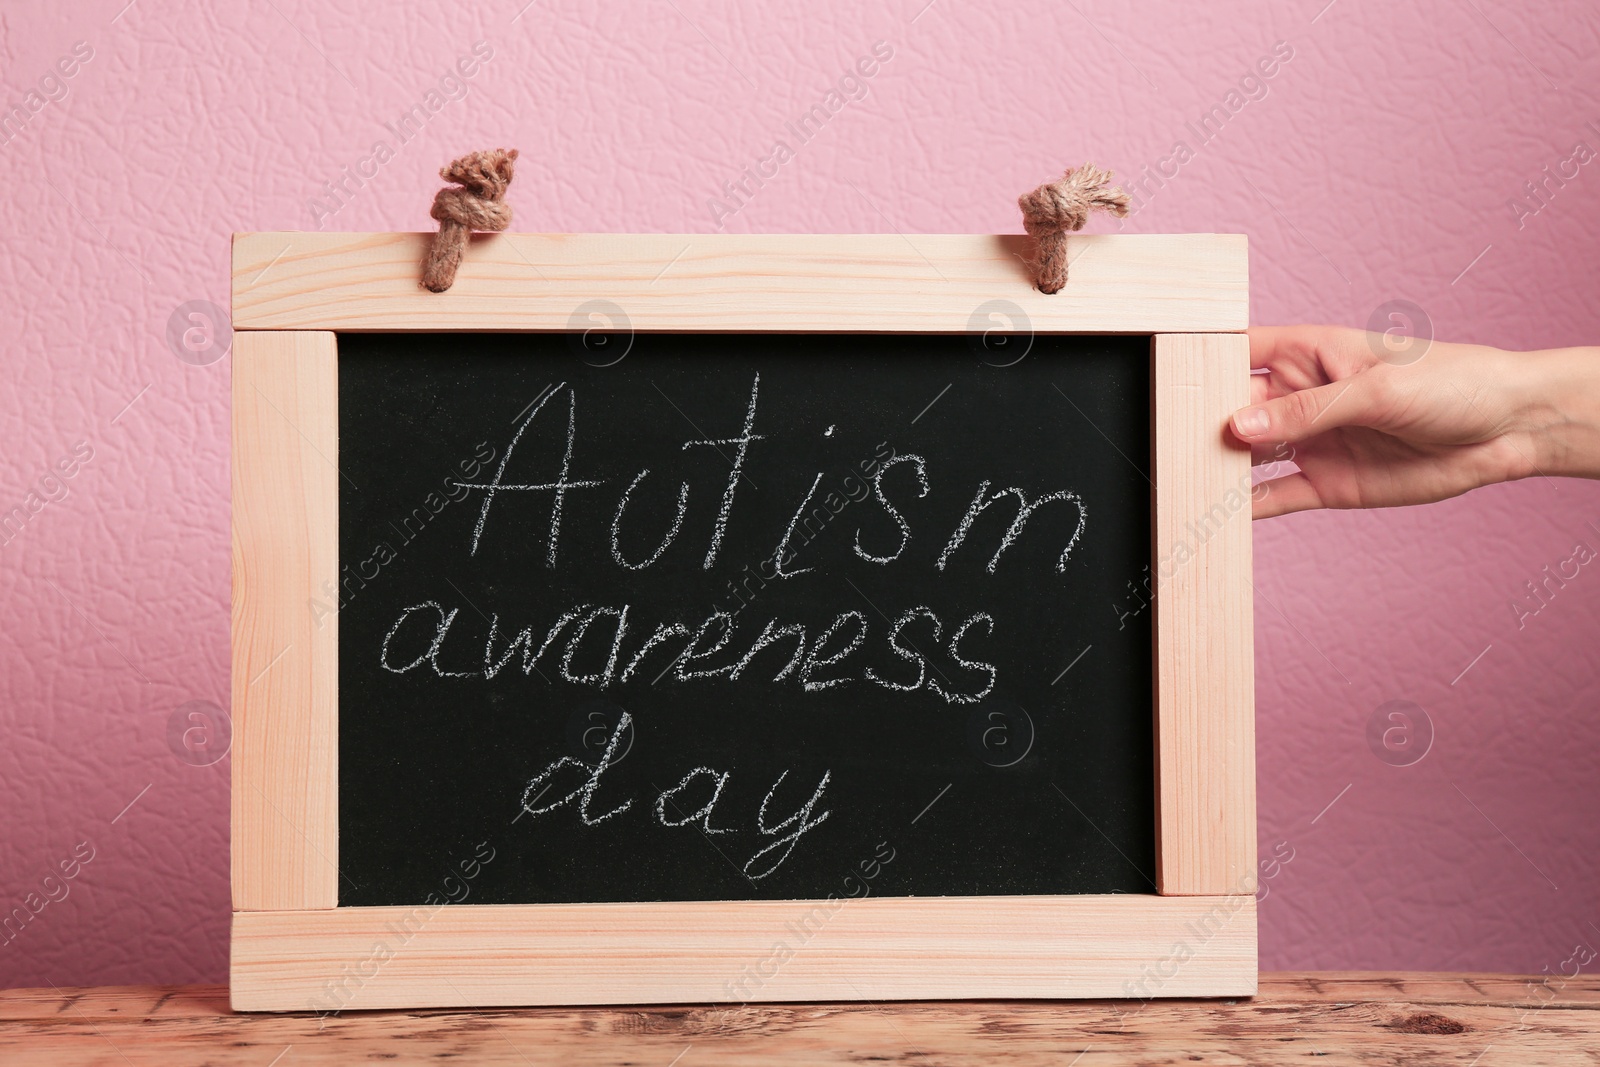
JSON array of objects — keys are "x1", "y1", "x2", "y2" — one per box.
[{"x1": 1, "y1": 973, "x2": 1594, "y2": 1065}]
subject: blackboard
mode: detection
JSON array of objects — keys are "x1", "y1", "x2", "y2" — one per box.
[{"x1": 337, "y1": 332, "x2": 1154, "y2": 907}]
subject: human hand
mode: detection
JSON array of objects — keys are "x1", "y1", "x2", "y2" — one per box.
[{"x1": 1232, "y1": 325, "x2": 1600, "y2": 519}]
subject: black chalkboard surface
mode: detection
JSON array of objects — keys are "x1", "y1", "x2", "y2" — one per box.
[{"x1": 337, "y1": 333, "x2": 1154, "y2": 906}]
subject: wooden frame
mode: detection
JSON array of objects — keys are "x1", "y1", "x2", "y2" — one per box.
[{"x1": 231, "y1": 232, "x2": 1255, "y2": 1011}]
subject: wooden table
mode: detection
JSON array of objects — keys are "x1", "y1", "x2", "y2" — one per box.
[{"x1": 1, "y1": 973, "x2": 1595, "y2": 1065}]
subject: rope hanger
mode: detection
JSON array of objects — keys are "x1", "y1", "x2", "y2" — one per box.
[{"x1": 419, "y1": 150, "x2": 1127, "y2": 295}]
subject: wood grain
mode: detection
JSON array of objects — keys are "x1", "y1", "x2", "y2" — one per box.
[
  {"x1": 230, "y1": 895, "x2": 1256, "y2": 1010},
  {"x1": 231, "y1": 331, "x2": 340, "y2": 911},
  {"x1": 230, "y1": 232, "x2": 1248, "y2": 334},
  {"x1": 1151, "y1": 334, "x2": 1256, "y2": 895},
  {"x1": 3, "y1": 974, "x2": 1592, "y2": 1065},
  {"x1": 226, "y1": 257, "x2": 1260, "y2": 1003}
]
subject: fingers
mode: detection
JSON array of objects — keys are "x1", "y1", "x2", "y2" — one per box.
[
  {"x1": 1248, "y1": 324, "x2": 1382, "y2": 378},
  {"x1": 1251, "y1": 471, "x2": 1326, "y2": 519},
  {"x1": 1247, "y1": 325, "x2": 1324, "y2": 370},
  {"x1": 1231, "y1": 374, "x2": 1373, "y2": 445},
  {"x1": 1250, "y1": 372, "x2": 1271, "y2": 406}
]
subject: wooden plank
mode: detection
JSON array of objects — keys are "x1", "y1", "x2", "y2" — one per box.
[
  {"x1": 3, "y1": 974, "x2": 1594, "y2": 1064},
  {"x1": 1151, "y1": 334, "x2": 1256, "y2": 895},
  {"x1": 231, "y1": 232, "x2": 1248, "y2": 334},
  {"x1": 230, "y1": 895, "x2": 1257, "y2": 1011},
  {"x1": 231, "y1": 331, "x2": 340, "y2": 910}
]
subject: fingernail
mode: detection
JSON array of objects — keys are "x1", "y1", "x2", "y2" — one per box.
[{"x1": 1234, "y1": 407, "x2": 1270, "y2": 437}]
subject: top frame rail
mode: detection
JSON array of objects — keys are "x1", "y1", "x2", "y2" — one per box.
[{"x1": 231, "y1": 232, "x2": 1247, "y2": 334}]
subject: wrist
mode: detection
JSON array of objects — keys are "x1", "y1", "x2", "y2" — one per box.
[{"x1": 1516, "y1": 346, "x2": 1600, "y2": 479}]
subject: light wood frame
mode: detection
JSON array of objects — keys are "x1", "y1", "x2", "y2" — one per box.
[{"x1": 231, "y1": 232, "x2": 1255, "y2": 1012}]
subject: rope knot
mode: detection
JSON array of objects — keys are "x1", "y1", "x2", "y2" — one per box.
[
  {"x1": 1017, "y1": 164, "x2": 1129, "y2": 294},
  {"x1": 421, "y1": 148, "x2": 519, "y2": 293}
]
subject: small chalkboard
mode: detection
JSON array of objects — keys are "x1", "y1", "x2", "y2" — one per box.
[
  {"x1": 337, "y1": 333, "x2": 1154, "y2": 907},
  {"x1": 229, "y1": 232, "x2": 1256, "y2": 1010}
]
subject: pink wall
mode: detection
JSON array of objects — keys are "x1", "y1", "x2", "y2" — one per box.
[{"x1": 2, "y1": 0, "x2": 1597, "y2": 988}]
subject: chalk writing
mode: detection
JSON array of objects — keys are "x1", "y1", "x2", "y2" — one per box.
[
  {"x1": 853, "y1": 453, "x2": 928, "y2": 565},
  {"x1": 375, "y1": 369, "x2": 1095, "y2": 882},
  {"x1": 656, "y1": 767, "x2": 735, "y2": 834},
  {"x1": 519, "y1": 711, "x2": 635, "y2": 826},
  {"x1": 937, "y1": 482, "x2": 1087, "y2": 574},
  {"x1": 683, "y1": 373, "x2": 765, "y2": 569},
  {"x1": 517, "y1": 717, "x2": 832, "y2": 879},
  {"x1": 458, "y1": 384, "x2": 604, "y2": 563},
  {"x1": 380, "y1": 600, "x2": 1000, "y2": 704},
  {"x1": 611, "y1": 469, "x2": 689, "y2": 570},
  {"x1": 746, "y1": 770, "x2": 833, "y2": 880}
]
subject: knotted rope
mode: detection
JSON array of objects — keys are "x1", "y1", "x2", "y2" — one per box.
[
  {"x1": 1017, "y1": 164, "x2": 1130, "y2": 294},
  {"x1": 420, "y1": 148, "x2": 519, "y2": 293}
]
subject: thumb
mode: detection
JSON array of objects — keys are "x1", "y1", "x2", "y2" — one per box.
[{"x1": 1231, "y1": 374, "x2": 1374, "y2": 444}]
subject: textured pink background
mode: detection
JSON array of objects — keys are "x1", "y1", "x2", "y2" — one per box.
[{"x1": 1, "y1": 0, "x2": 1597, "y2": 989}]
